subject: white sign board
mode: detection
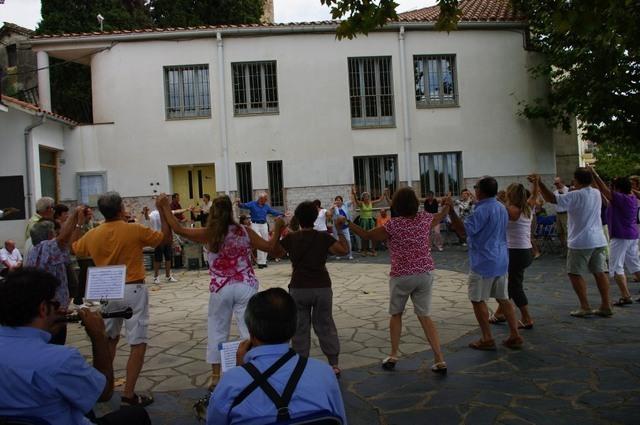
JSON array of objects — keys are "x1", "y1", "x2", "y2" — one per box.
[
  {"x1": 219, "y1": 340, "x2": 242, "y2": 373},
  {"x1": 85, "y1": 265, "x2": 126, "y2": 301}
]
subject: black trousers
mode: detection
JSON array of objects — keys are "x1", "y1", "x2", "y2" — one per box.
[
  {"x1": 92, "y1": 406, "x2": 151, "y2": 425},
  {"x1": 508, "y1": 248, "x2": 533, "y2": 308}
]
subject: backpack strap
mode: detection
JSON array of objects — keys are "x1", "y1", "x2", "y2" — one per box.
[{"x1": 231, "y1": 349, "x2": 309, "y2": 422}]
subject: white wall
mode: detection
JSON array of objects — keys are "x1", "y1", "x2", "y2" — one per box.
[{"x1": 84, "y1": 28, "x2": 555, "y2": 197}]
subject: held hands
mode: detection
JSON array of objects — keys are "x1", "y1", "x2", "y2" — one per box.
[
  {"x1": 155, "y1": 193, "x2": 171, "y2": 210},
  {"x1": 73, "y1": 206, "x2": 87, "y2": 225},
  {"x1": 78, "y1": 309, "x2": 107, "y2": 340},
  {"x1": 334, "y1": 216, "x2": 347, "y2": 227}
]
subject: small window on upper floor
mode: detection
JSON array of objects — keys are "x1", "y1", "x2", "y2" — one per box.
[
  {"x1": 232, "y1": 61, "x2": 279, "y2": 116},
  {"x1": 164, "y1": 64, "x2": 211, "y2": 120},
  {"x1": 7, "y1": 44, "x2": 17, "y2": 68},
  {"x1": 348, "y1": 56, "x2": 395, "y2": 128},
  {"x1": 414, "y1": 55, "x2": 458, "y2": 107}
]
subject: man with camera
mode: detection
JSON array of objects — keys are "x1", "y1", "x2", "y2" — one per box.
[{"x1": 0, "y1": 268, "x2": 150, "y2": 424}]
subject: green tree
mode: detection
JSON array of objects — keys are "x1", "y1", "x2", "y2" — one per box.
[
  {"x1": 149, "y1": 0, "x2": 264, "y2": 28},
  {"x1": 593, "y1": 143, "x2": 640, "y2": 181}
]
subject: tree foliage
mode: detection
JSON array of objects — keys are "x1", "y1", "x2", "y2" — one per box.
[
  {"x1": 512, "y1": 0, "x2": 640, "y2": 150},
  {"x1": 593, "y1": 143, "x2": 640, "y2": 181},
  {"x1": 149, "y1": 0, "x2": 264, "y2": 28}
]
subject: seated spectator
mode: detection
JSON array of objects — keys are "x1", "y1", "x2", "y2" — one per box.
[
  {"x1": 0, "y1": 240, "x2": 22, "y2": 276},
  {"x1": 0, "y1": 268, "x2": 151, "y2": 425},
  {"x1": 207, "y1": 288, "x2": 346, "y2": 425}
]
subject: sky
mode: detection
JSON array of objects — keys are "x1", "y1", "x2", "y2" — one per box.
[{"x1": 0, "y1": 0, "x2": 437, "y2": 30}]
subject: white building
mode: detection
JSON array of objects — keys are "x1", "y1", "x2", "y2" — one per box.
[{"x1": 2, "y1": 0, "x2": 577, "y2": 246}]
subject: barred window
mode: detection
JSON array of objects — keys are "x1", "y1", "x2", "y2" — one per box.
[
  {"x1": 419, "y1": 152, "x2": 463, "y2": 197},
  {"x1": 348, "y1": 57, "x2": 394, "y2": 128},
  {"x1": 267, "y1": 161, "x2": 284, "y2": 208},
  {"x1": 232, "y1": 61, "x2": 279, "y2": 115},
  {"x1": 353, "y1": 155, "x2": 397, "y2": 199},
  {"x1": 236, "y1": 162, "x2": 253, "y2": 204},
  {"x1": 414, "y1": 55, "x2": 457, "y2": 107},
  {"x1": 164, "y1": 65, "x2": 211, "y2": 119}
]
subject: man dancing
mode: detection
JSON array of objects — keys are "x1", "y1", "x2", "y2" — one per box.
[{"x1": 237, "y1": 193, "x2": 284, "y2": 269}]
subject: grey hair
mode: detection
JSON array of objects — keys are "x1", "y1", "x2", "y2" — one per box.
[
  {"x1": 256, "y1": 192, "x2": 268, "y2": 200},
  {"x1": 35, "y1": 197, "x2": 55, "y2": 213},
  {"x1": 97, "y1": 191, "x2": 123, "y2": 220},
  {"x1": 30, "y1": 220, "x2": 55, "y2": 245}
]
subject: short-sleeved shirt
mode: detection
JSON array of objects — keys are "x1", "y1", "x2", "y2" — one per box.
[
  {"x1": 464, "y1": 197, "x2": 509, "y2": 278},
  {"x1": 25, "y1": 239, "x2": 71, "y2": 307},
  {"x1": 72, "y1": 220, "x2": 164, "y2": 282},
  {"x1": 207, "y1": 224, "x2": 258, "y2": 293},
  {"x1": 384, "y1": 211, "x2": 435, "y2": 277},
  {"x1": 555, "y1": 187, "x2": 607, "y2": 249},
  {"x1": 0, "y1": 326, "x2": 105, "y2": 425},
  {"x1": 606, "y1": 191, "x2": 639, "y2": 240},
  {"x1": 279, "y1": 230, "x2": 336, "y2": 288},
  {"x1": 0, "y1": 247, "x2": 22, "y2": 268}
]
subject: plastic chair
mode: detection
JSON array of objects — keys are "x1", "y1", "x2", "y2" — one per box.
[{"x1": 0, "y1": 416, "x2": 52, "y2": 425}]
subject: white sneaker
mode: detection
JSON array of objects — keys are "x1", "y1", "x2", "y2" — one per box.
[
  {"x1": 348, "y1": 255, "x2": 354, "y2": 260},
  {"x1": 153, "y1": 277, "x2": 160, "y2": 284},
  {"x1": 335, "y1": 256, "x2": 342, "y2": 260},
  {"x1": 166, "y1": 275, "x2": 178, "y2": 283}
]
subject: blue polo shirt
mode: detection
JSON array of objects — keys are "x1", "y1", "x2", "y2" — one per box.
[
  {"x1": 239, "y1": 201, "x2": 283, "y2": 223},
  {"x1": 207, "y1": 343, "x2": 347, "y2": 425},
  {"x1": 0, "y1": 326, "x2": 105, "y2": 425},
  {"x1": 464, "y1": 197, "x2": 508, "y2": 278}
]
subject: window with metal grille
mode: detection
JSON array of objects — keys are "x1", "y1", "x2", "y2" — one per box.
[
  {"x1": 232, "y1": 61, "x2": 279, "y2": 115},
  {"x1": 163, "y1": 64, "x2": 211, "y2": 119},
  {"x1": 414, "y1": 55, "x2": 457, "y2": 107},
  {"x1": 419, "y1": 152, "x2": 463, "y2": 197},
  {"x1": 267, "y1": 161, "x2": 284, "y2": 207},
  {"x1": 236, "y1": 162, "x2": 253, "y2": 204},
  {"x1": 348, "y1": 57, "x2": 394, "y2": 128},
  {"x1": 353, "y1": 155, "x2": 397, "y2": 199}
]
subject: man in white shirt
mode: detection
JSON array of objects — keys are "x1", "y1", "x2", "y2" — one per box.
[
  {"x1": 533, "y1": 169, "x2": 611, "y2": 318},
  {"x1": 553, "y1": 177, "x2": 570, "y2": 250},
  {"x1": 0, "y1": 240, "x2": 23, "y2": 275},
  {"x1": 148, "y1": 209, "x2": 177, "y2": 284}
]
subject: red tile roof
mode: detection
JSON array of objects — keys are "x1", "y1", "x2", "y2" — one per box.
[
  {"x1": 399, "y1": 0, "x2": 523, "y2": 22},
  {"x1": 0, "y1": 22, "x2": 35, "y2": 36},
  {"x1": 31, "y1": 1, "x2": 524, "y2": 41},
  {"x1": 1, "y1": 95, "x2": 78, "y2": 126}
]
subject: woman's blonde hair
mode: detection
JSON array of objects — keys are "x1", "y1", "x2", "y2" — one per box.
[
  {"x1": 205, "y1": 195, "x2": 237, "y2": 253},
  {"x1": 506, "y1": 183, "x2": 531, "y2": 218}
]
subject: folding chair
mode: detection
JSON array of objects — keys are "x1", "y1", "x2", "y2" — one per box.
[{"x1": 534, "y1": 215, "x2": 559, "y2": 254}]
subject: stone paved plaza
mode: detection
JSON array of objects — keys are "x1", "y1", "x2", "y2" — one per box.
[{"x1": 72, "y1": 248, "x2": 640, "y2": 424}]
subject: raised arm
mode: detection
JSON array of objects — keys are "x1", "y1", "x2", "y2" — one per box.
[
  {"x1": 157, "y1": 195, "x2": 208, "y2": 244},
  {"x1": 587, "y1": 165, "x2": 612, "y2": 202},
  {"x1": 444, "y1": 198, "x2": 466, "y2": 239},
  {"x1": 350, "y1": 186, "x2": 362, "y2": 208},
  {"x1": 57, "y1": 206, "x2": 86, "y2": 248},
  {"x1": 531, "y1": 174, "x2": 557, "y2": 204},
  {"x1": 430, "y1": 199, "x2": 451, "y2": 229},
  {"x1": 348, "y1": 218, "x2": 389, "y2": 242},
  {"x1": 372, "y1": 188, "x2": 389, "y2": 205}
]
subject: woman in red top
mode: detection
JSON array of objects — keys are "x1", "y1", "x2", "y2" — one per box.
[{"x1": 349, "y1": 188, "x2": 450, "y2": 373}]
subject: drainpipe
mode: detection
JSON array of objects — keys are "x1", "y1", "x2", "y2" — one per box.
[
  {"x1": 398, "y1": 26, "x2": 413, "y2": 188},
  {"x1": 24, "y1": 113, "x2": 45, "y2": 217},
  {"x1": 216, "y1": 32, "x2": 231, "y2": 195}
]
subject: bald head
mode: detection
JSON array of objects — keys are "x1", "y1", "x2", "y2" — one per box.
[{"x1": 4, "y1": 240, "x2": 15, "y2": 252}]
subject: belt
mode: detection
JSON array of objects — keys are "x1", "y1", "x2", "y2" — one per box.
[
  {"x1": 253, "y1": 220, "x2": 267, "y2": 224},
  {"x1": 126, "y1": 279, "x2": 145, "y2": 284}
]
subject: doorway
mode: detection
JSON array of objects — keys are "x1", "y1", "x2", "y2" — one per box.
[{"x1": 171, "y1": 164, "x2": 216, "y2": 209}]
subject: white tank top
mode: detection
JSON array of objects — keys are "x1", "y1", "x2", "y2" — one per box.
[{"x1": 507, "y1": 213, "x2": 532, "y2": 249}]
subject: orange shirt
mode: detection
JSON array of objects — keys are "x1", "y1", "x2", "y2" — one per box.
[
  {"x1": 72, "y1": 220, "x2": 164, "y2": 283},
  {"x1": 376, "y1": 215, "x2": 390, "y2": 228}
]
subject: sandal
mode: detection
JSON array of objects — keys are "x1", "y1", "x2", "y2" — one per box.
[
  {"x1": 121, "y1": 393, "x2": 154, "y2": 407},
  {"x1": 332, "y1": 365, "x2": 342, "y2": 378},
  {"x1": 468, "y1": 339, "x2": 496, "y2": 351},
  {"x1": 613, "y1": 297, "x2": 633, "y2": 307},
  {"x1": 431, "y1": 361, "x2": 447, "y2": 374},
  {"x1": 488, "y1": 313, "x2": 506, "y2": 324},
  {"x1": 517, "y1": 320, "x2": 534, "y2": 330},
  {"x1": 381, "y1": 356, "x2": 398, "y2": 371},
  {"x1": 502, "y1": 336, "x2": 524, "y2": 350}
]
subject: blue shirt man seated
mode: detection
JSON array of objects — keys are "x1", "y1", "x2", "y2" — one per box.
[
  {"x1": 207, "y1": 288, "x2": 347, "y2": 424},
  {"x1": 0, "y1": 268, "x2": 150, "y2": 425}
]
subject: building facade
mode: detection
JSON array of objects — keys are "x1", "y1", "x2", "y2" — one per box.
[{"x1": 3, "y1": 0, "x2": 577, "y2": 245}]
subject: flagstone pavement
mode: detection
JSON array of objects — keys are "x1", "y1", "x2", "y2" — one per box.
[{"x1": 72, "y1": 247, "x2": 640, "y2": 424}]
